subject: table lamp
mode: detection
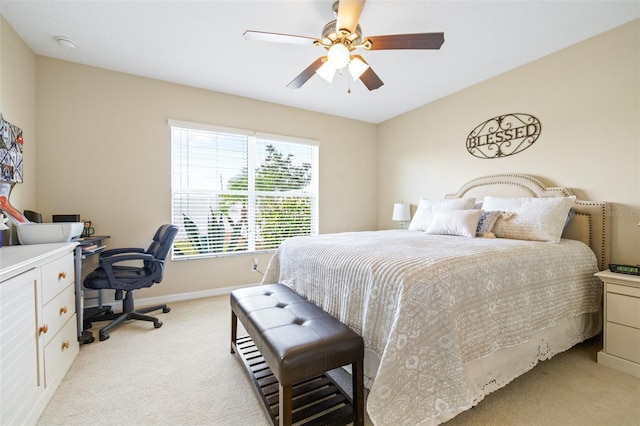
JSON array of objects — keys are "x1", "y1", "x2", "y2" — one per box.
[{"x1": 392, "y1": 202, "x2": 411, "y2": 229}]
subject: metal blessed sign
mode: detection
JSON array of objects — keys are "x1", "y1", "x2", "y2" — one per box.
[{"x1": 466, "y1": 113, "x2": 541, "y2": 159}]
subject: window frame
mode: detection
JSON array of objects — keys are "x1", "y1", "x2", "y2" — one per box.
[{"x1": 169, "y1": 119, "x2": 319, "y2": 260}]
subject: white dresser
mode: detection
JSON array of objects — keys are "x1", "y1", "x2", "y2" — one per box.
[
  {"x1": 595, "y1": 270, "x2": 640, "y2": 378},
  {"x1": 0, "y1": 242, "x2": 79, "y2": 425}
]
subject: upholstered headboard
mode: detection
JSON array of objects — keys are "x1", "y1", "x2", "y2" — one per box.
[{"x1": 445, "y1": 173, "x2": 610, "y2": 270}]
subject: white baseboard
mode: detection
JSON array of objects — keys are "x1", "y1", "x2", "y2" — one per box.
[
  {"x1": 83, "y1": 283, "x2": 262, "y2": 311},
  {"x1": 597, "y1": 350, "x2": 640, "y2": 378}
]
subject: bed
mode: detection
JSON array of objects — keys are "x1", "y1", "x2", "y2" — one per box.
[{"x1": 261, "y1": 173, "x2": 610, "y2": 425}]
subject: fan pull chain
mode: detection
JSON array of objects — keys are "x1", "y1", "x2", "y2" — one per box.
[{"x1": 341, "y1": 69, "x2": 351, "y2": 94}]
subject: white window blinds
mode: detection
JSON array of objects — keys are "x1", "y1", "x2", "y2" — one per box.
[{"x1": 170, "y1": 120, "x2": 319, "y2": 259}]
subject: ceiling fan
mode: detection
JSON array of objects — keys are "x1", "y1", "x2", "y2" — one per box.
[{"x1": 243, "y1": 0, "x2": 444, "y2": 91}]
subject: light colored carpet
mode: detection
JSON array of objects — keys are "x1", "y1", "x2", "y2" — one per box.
[{"x1": 38, "y1": 295, "x2": 640, "y2": 426}]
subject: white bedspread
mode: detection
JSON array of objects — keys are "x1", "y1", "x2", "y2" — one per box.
[{"x1": 261, "y1": 230, "x2": 602, "y2": 425}]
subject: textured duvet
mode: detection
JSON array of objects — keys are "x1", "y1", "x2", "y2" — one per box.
[{"x1": 262, "y1": 230, "x2": 601, "y2": 425}]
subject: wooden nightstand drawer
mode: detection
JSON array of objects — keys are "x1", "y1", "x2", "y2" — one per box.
[
  {"x1": 608, "y1": 282, "x2": 640, "y2": 298},
  {"x1": 607, "y1": 292, "x2": 640, "y2": 329},
  {"x1": 606, "y1": 322, "x2": 640, "y2": 363}
]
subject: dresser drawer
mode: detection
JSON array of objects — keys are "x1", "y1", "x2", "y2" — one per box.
[
  {"x1": 608, "y1": 282, "x2": 640, "y2": 298},
  {"x1": 607, "y1": 292, "x2": 640, "y2": 329},
  {"x1": 41, "y1": 252, "x2": 74, "y2": 304},
  {"x1": 44, "y1": 316, "x2": 79, "y2": 388},
  {"x1": 42, "y1": 284, "x2": 75, "y2": 346},
  {"x1": 606, "y1": 322, "x2": 640, "y2": 363}
]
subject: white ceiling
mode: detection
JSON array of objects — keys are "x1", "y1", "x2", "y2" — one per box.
[{"x1": 2, "y1": 1, "x2": 639, "y2": 123}]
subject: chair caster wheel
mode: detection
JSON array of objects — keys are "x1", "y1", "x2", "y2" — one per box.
[
  {"x1": 81, "y1": 330, "x2": 95, "y2": 344},
  {"x1": 154, "y1": 320, "x2": 163, "y2": 329},
  {"x1": 99, "y1": 332, "x2": 110, "y2": 341},
  {"x1": 163, "y1": 307, "x2": 171, "y2": 313}
]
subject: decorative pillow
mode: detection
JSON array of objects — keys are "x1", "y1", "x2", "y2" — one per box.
[
  {"x1": 476, "y1": 210, "x2": 503, "y2": 237},
  {"x1": 425, "y1": 209, "x2": 484, "y2": 238},
  {"x1": 564, "y1": 208, "x2": 575, "y2": 231},
  {"x1": 408, "y1": 198, "x2": 476, "y2": 231},
  {"x1": 482, "y1": 196, "x2": 576, "y2": 243}
]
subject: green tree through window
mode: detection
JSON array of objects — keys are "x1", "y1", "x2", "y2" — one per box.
[{"x1": 226, "y1": 144, "x2": 312, "y2": 250}]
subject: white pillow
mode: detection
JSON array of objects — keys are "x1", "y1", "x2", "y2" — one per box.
[
  {"x1": 426, "y1": 209, "x2": 484, "y2": 238},
  {"x1": 482, "y1": 196, "x2": 576, "y2": 243},
  {"x1": 408, "y1": 198, "x2": 476, "y2": 231}
]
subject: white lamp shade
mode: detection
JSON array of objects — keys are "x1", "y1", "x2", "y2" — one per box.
[
  {"x1": 392, "y1": 203, "x2": 411, "y2": 221},
  {"x1": 316, "y1": 60, "x2": 336, "y2": 83},
  {"x1": 348, "y1": 56, "x2": 369, "y2": 80}
]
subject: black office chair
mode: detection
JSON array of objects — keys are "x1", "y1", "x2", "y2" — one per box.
[{"x1": 83, "y1": 224, "x2": 178, "y2": 341}]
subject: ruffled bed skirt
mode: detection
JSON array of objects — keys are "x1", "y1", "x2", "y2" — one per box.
[{"x1": 362, "y1": 312, "x2": 601, "y2": 425}]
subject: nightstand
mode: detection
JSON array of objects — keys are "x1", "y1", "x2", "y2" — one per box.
[{"x1": 594, "y1": 270, "x2": 640, "y2": 378}]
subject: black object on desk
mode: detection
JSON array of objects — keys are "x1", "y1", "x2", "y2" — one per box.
[
  {"x1": 23, "y1": 209, "x2": 43, "y2": 222},
  {"x1": 74, "y1": 235, "x2": 111, "y2": 344},
  {"x1": 53, "y1": 214, "x2": 80, "y2": 222}
]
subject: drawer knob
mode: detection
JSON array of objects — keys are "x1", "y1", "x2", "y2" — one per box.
[
  {"x1": 58, "y1": 271, "x2": 67, "y2": 280},
  {"x1": 60, "y1": 306, "x2": 68, "y2": 314},
  {"x1": 62, "y1": 340, "x2": 70, "y2": 350},
  {"x1": 39, "y1": 324, "x2": 49, "y2": 334}
]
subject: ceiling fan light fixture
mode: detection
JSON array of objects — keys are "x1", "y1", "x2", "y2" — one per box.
[
  {"x1": 327, "y1": 43, "x2": 350, "y2": 69},
  {"x1": 316, "y1": 60, "x2": 336, "y2": 83},
  {"x1": 244, "y1": 0, "x2": 443, "y2": 92},
  {"x1": 348, "y1": 56, "x2": 369, "y2": 80}
]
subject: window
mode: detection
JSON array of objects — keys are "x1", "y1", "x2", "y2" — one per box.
[{"x1": 170, "y1": 120, "x2": 319, "y2": 259}]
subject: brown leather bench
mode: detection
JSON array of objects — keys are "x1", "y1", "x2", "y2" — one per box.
[{"x1": 231, "y1": 283, "x2": 364, "y2": 426}]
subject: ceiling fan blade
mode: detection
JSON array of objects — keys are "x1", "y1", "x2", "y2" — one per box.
[
  {"x1": 243, "y1": 30, "x2": 318, "y2": 46},
  {"x1": 364, "y1": 32, "x2": 445, "y2": 50},
  {"x1": 336, "y1": 0, "x2": 366, "y2": 34},
  {"x1": 351, "y1": 55, "x2": 383, "y2": 90},
  {"x1": 287, "y1": 57, "x2": 326, "y2": 89}
]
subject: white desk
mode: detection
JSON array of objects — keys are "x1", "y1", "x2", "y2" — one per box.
[
  {"x1": 0, "y1": 242, "x2": 79, "y2": 425},
  {"x1": 0, "y1": 242, "x2": 76, "y2": 281}
]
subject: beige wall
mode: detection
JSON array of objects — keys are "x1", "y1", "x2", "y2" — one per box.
[
  {"x1": 2, "y1": 15, "x2": 639, "y2": 302},
  {"x1": 378, "y1": 20, "x2": 640, "y2": 265},
  {"x1": 0, "y1": 16, "x2": 37, "y2": 245},
  {"x1": 34, "y1": 57, "x2": 378, "y2": 299}
]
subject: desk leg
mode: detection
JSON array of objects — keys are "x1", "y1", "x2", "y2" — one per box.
[
  {"x1": 74, "y1": 245, "x2": 82, "y2": 341},
  {"x1": 74, "y1": 245, "x2": 94, "y2": 344}
]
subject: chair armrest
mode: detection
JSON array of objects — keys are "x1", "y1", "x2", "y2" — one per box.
[
  {"x1": 100, "y1": 247, "x2": 145, "y2": 259},
  {"x1": 100, "y1": 252, "x2": 156, "y2": 267}
]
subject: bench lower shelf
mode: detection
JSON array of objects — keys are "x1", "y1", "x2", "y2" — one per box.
[{"x1": 233, "y1": 334, "x2": 357, "y2": 426}]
